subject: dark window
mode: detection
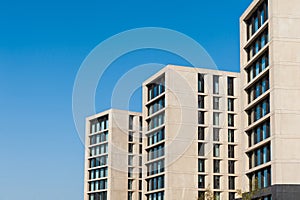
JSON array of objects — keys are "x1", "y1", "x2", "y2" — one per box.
[
  {"x1": 228, "y1": 161, "x2": 235, "y2": 174},
  {"x1": 213, "y1": 128, "x2": 220, "y2": 142},
  {"x1": 198, "y1": 159, "x2": 205, "y2": 172},
  {"x1": 198, "y1": 175, "x2": 205, "y2": 188},
  {"x1": 198, "y1": 95, "x2": 205, "y2": 109},
  {"x1": 198, "y1": 111, "x2": 205, "y2": 124},
  {"x1": 228, "y1": 145, "x2": 235, "y2": 158},
  {"x1": 213, "y1": 160, "x2": 220, "y2": 173},
  {"x1": 214, "y1": 176, "x2": 220, "y2": 189},
  {"x1": 198, "y1": 127, "x2": 205, "y2": 140},
  {"x1": 228, "y1": 77, "x2": 234, "y2": 96},
  {"x1": 198, "y1": 143, "x2": 205, "y2": 156},
  {"x1": 198, "y1": 74, "x2": 205, "y2": 93},
  {"x1": 213, "y1": 97, "x2": 220, "y2": 110},
  {"x1": 229, "y1": 176, "x2": 235, "y2": 190}
]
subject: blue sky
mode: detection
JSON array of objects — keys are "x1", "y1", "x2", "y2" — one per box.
[{"x1": 0, "y1": 0, "x2": 251, "y2": 199}]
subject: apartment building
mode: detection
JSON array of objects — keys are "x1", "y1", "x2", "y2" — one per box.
[
  {"x1": 240, "y1": 0, "x2": 300, "y2": 199},
  {"x1": 142, "y1": 65, "x2": 240, "y2": 200},
  {"x1": 83, "y1": 0, "x2": 300, "y2": 199},
  {"x1": 84, "y1": 109, "x2": 143, "y2": 200}
]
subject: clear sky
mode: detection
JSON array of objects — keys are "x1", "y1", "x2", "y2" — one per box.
[{"x1": 0, "y1": 0, "x2": 252, "y2": 199}]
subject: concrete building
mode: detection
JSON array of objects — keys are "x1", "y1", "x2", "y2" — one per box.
[
  {"x1": 142, "y1": 66, "x2": 240, "y2": 200},
  {"x1": 84, "y1": 109, "x2": 143, "y2": 200},
  {"x1": 83, "y1": 0, "x2": 300, "y2": 199},
  {"x1": 240, "y1": 0, "x2": 300, "y2": 199}
]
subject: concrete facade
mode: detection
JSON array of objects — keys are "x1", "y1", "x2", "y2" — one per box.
[
  {"x1": 142, "y1": 66, "x2": 240, "y2": 200},
  {"x1": 83, "y1": 0, "x2": 300, "y2": 199},
  {"x1": 240, "y1": 0, "x2": 300, "y2": 199},
  {"x1": 84, "y1": 109, "x2": 143, "y2": 200}
]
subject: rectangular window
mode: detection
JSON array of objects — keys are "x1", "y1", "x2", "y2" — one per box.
[
  {"x1": 214, "y1": 176, "x2": 220, "y2": 189},
  {"x1": 228, "y1": 129, "x2": 234, "y2": 143},
  {"x1": 128, "y1": 144, "x2": 134, "y2": 153},
  {"x1": 198, "y1": 143, "x2": 205, "y2": 157},
  {"x1": 198, "y1": 175, "x2": 205, "y2": 188},
  {"x1": 213, "y1": 97, "x2": 220, "y2": 110},
  {"x1": 198, "y1": 127, "x2": 205, "y2": 140},
  {"x1": 213, "y1": 144, "x2": 220, "y2": 157},
  {"x1": 213, "y1": 128, "x2": 220, "y2": 142},
  {"x1": 213, "y1": 75, "x2": 219, "y2": 94},
  {"x1": 198, "y1": 74, "x2": 205, "y2": 93},
  {"x1": 228, "y1": 145, "x2": 235, "y2": 158},
  {"x1": 213, "y1": 160, "x2": 220, "y2": 173},
  {"x1": 198, "y1": 159, "x2": 205, "y2": 172},
  {"x1": 228, "y1": 114, "x2": 234, "y2": 127},
  {"x1": 198, "y1": 111, "x2": 205, "y2": 124},
  {"x1": 213, "y1": 112, "x2": 220, "y2": 126},
  {"x1": 129, "y1": 131, "x2": 134, "y2": 142},
  {"x1": 228, "y1": 98, "x2": 234, "y2": 111},
  {"x1": 229, "y1": 192, "x2": 235, "y2": 200},
  {"x1": 129, "y1": 115, "x2": 134, "y2": 130},
  {"x1": 198, "y1": 95, "x2": 205, "y2": 109},
  {"x1": 228, "y1": 77, "x2": 234, "y2": 96},
  {"x1": 228, "y1": 161, "x2": 235, "y2": 174},
  {"x1": 229, "y1": 176, "x2": 235, "y2": 190}
]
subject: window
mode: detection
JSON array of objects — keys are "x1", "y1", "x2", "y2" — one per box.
[
  {"x1": 198, "y1": 74, "x2": 205, "y2": 93},
  {"x1": 228, "y1": 129, "x2": 234, "y2": 143},
  {"x1": 228, "y1": 77, "x2": 234, "y2": 96},
  {"x1": 147, "y1": 175, "x2": 164, "y2": 191},
  {"x1": 247, "y1": 74, "x2": 269, "y2": 103},
  {"x1": 214, "y1": 192, "x2": 220, "y2": 200},
  {"x1": 128, "y1": 179, "x2": 133, "y2": 189},
  {"x1": 128, "y1": 167, "x2": 133, "y2": 177},
  {"x1": 213, "y1": 160, "x2": 220, "y2": 173},
  {"x1": 248, "y1": 97, "x2": 269, "y2": 125},
  {"x1": 128, "y1": 192, "x2": 133, "y2": 200},
  {"x1": 89, "y1": 167, "x2": 108, "y2": 179},
  {"x1": 128, "y1": 144, "x2": 134, "y2": 153},
  {"x1": 90, "y1": 115, "x2": 109, "y2": 134},
  {"x1": 198, "y1": 159, "x2": 205, "y2": 172},
  {"x1": 198, "y1": 111, "x2": 205, "y2": 124},
  {"x1": 214, "y1": 176, "x2": 220, "y2": 189},
  {"x1": 246, "y1": 0, "x2": 268, "y2": 39},
  {"x1": 228, "y1": 145, "x2": 235, "y2": 158},
  {"x1": 147, "y1": 159, "x2": 164, "y2": 176},
  {"x1": 139, "y1": 180, "x2": 142, "y2": 190},
  {"x1": 139, "y1": 144, "x2": 142, "y2": 154},
  {"x1": 90, "y1": 131, "x2": 108, "y2": 145},
  {"x1": 213, "y1": 97, "x2": 220, "y2": 110},
  {"x1": 213, "y1": 112, "x2": 220, "y2": 126},
  {"x1": 129, "y1": 131, "x2": 134, "y2": 142},
  {"x1": 228, "y1": 114, "x2": 234, "y2": 127},
  {"x1": 139, "y1": 156, "x2": 142, "y2": 166},
  {"x1": 213, "y1": 128, "x2": 220, "y2": 142},
  {"x1": 129, "y1": 115, "x2": 134, "y2": 130},
  {"x1": 198, "y1": 95, "x2": 205, "y2": 109},
  {"x1": 128, "y1": 155, "x2": 134, "y2": 166},
  {"x1": 248, "y1": 120, "x2": 270, "y2": 147},
  {"x1": 198, "y1": 175, "x2": 205, "y2": 188},
  {"x1": 198, "y1": 127, "x2": 205, "y2": 140},
  {"x1": 228, "y1": 161, "x2": 235, "y2": 174},
  {"x1": 213, "y1": 75, "x2": 219, "y2": 94},
  {"x1": 213, "y1": 144, "x2": 220, "y2": 157},
  {"x1": 147, "y1": 112, "x2": 165, "y2": 130},
  {"x1": 148, "y1": 97, "x2": 165, "y2": 116},
  {"x1": 247, "y1": 29, "x2": 268, "y2": 61},
  {"x1": 247, "y1": 51, "x2": 269, "y2": 82},
  {"x1": 198, "y1": 143, "x2": 205, "y2": 157},
  {"x1": 249, "y1": 167, "x2": 271, "y2": 191},
  {"x1": 148, "y1": 128, "x2": 165, "y2": 146},
  {"x1": 229, "y1": 176, "x2": 235, "y2": 190},
  {"x1": 147, "y1": 144, "x2": 165, "y2": 161},
  {"x1": 228, "y1": 98, "x2": 234, "y2": 112},
  {"x1": 148, "y1": 76, "x2": 165, "y2": 101}
]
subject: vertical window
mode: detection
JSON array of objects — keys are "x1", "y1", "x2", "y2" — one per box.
[
  {"x1": 128, "y1": 144, "x2": 134, "y2": 153},
  {"x1": 228, "y1": 129, "x2": 235, "y2": 143},
  {"x1": 228, "y1": 114, "x2": 234, "y2": 127},
  {"x1": 213, "y1": 75, "x2": 219, "y2": 94},
  {"x1": 129, "y1": 131, "x2": 134, "y2": 142},
  {"x1": 229, "y1": 192, "x2": 235, "y2": 200},
  {"x1": 229, "y1": 176, "x2": 235, "y2": 190},
  {"x1": 198, "y1": 111, "x2": 205, "y2": 124},
  {"x1": 213, "y1": 112, "x2": 220, "y2": 126},
  {"x1": 213, "y1": 97, "x2": 220, "y2": 110},
  {"x1": 213, "y1": 160, "x2": 220, "y2": 173},
  {"x1": 213, "y1": 128, "x2": 220, "y2": 142},
  {"x1": 213, "y1": 144, "x2": 220, "y2": 157},
  {"x1": 198, "y1": 175, "x2": 205, "y2": 188},
  {"x1": 198, "y1": 143, "x2": 205, "y2": 156},
  {"x1": 228, "y1": 98, "x2": 234, "y2": 111},
  {"x1": 228, "y1": 161, "x2": 235, "y2": 174},
  {"x1": 228, "y1": 145, "x2": 235, "y2": 158},
  {"x1": 198, "y1": 74, "x2": 205, "y2": 93},
  {"x1": 198, "y1": 127, "x2": 205, "y2": 140},
  {"x1": 198, "y1": 95, "x2": 205, "y2": 109},
  {"x1": 129, "y1": 115, "x2": 134, "y2": 130},
  {"x1": 198, "y1": 159, "x2": 205, "y2": 172},
  {"x1": 228, "y1": 77, "x2": 234, "y2": 96},
  {"x1": 214, "y1": 176, "x2": 220, "y2": 189}
]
